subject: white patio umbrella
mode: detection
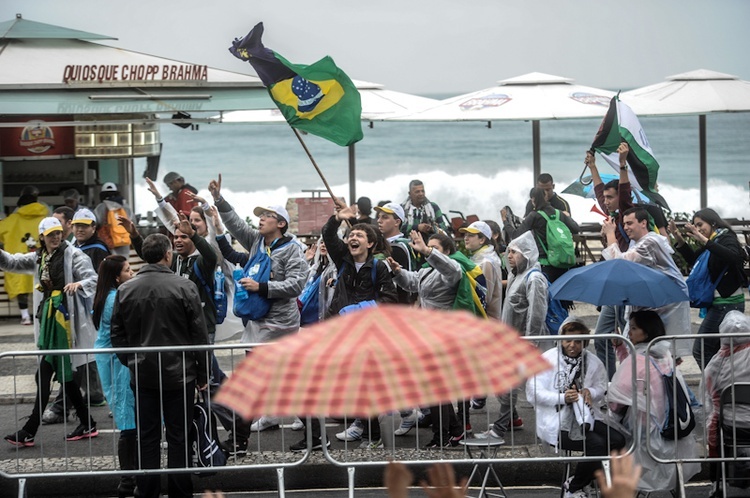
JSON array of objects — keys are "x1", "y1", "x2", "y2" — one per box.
[
  {"x1": 386, "y1": 72, "x2": 696, "y2": 183},
  {"x1": 623, "y1": 69, "x2": 750, "y2": 208},
  {"x1": 220, "y1": 80, "x2": 438, "y2": 203}
]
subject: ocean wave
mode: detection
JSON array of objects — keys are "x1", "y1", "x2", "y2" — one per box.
[{"x1": 134, "y1": 170, "x2": 749, "y2": 227}]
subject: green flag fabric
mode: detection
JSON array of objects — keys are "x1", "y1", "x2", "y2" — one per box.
[{"x1": 230, "y1": 22, "x2": 363, "y2": 147}]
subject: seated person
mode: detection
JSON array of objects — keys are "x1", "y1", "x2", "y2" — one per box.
[
  {"x1": 702, "y1": 311, "x2": 750, "y2": 496},
  {"x1": 608, "y1": 310, "x2": 700, "y2": 492},
  {"x1": 527, "y1": 317, "x2": 625, "y2": 498}
]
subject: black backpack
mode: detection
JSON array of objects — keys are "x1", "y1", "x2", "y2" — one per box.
[
  {"x1": 190, "y1": 392, "x2": 227, "y2": 474},
  {"x1": 650, "y1": 359, "x2": 695, "y2": 440}
]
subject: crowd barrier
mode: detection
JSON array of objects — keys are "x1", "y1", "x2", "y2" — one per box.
[
  {"x1": 0, "y1": 333, "x2": 745, "y2": 497},
  {"x1": 645, "y1": 333, "x2": 750, "y2": 498}
]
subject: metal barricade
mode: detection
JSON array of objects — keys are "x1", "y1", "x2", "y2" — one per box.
[
  {"x1": 646, "y1": 332, "x2": 750, "y2": 498},
  {"x1": 314, "y1": 334, "x2": 638, "y2": 498},
  {"x1": 0, "y1": 342, "x2": 308, "y2": 497}
]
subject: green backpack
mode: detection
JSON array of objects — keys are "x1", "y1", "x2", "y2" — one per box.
[{"x1": 537, "y1": 209, "x2": 576, "y2": 269}]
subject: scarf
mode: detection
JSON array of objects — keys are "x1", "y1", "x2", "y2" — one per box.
[
  {"x1": 557, "y1": 352, "x2": 591, "y2": 440},
  {"x1": 402, "y1": 198, "x2": 437, "y2": 231}
]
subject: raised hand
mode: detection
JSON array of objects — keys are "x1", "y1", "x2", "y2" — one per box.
[
  {"x1": 208, "y1": 174, "x2": 222, "y2": 201},
  {"x1": 420, "y1": 463, "x2": 469, "y2": 498},
  {"x1": 185, "y1": 190, "x2": 207, "y2": 206},
  {"x1": 175, "y1": 213, "x2": 195, "y2": 237},
  {"x1": 384, "y1": 461, "x2": 413, "y2": 498},
  {"x1": 117, "y1": 214, "x2": 139, "y2": 238},
  {"x1": 145, "y1": 177, "x2": 162, "y2": 199}
]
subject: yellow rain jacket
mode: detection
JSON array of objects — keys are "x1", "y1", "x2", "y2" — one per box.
[{"x1": 0, "y1": 202, "x2": 50, "y2": 298}]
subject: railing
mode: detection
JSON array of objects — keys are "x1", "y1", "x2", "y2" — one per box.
[
  {"x1": 645, "y1": 333, "x2": 750, "y2": 498},
  {"x1": 3, "y1": 332, "x2": 747, "y2": 497}
]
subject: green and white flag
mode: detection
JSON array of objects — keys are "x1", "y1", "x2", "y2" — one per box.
[{"x1": 591, "y1": 96, "x2": 669, "y2": 209}]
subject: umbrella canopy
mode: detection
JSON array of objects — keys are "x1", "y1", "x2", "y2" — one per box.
[
  {"x1": 384, "y1": 72, "x2": 695, "y2": 181},
  {"x1": 214, "y1": 305, "x2": 550, "y2": 419},
  {"x1": 623, "y1": 69, "x2": 750, "y2": 208},
  {"x1": 548, "y1": 259, "x2": 689, "y2": 308}
]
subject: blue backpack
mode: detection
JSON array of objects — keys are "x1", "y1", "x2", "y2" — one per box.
[
  {"x1": 233, "y1": 238, "x2": 290, "y2": 321},
  {"x1": 299, "y1": 273, "x2": 322, "y2": 326},
  {"x1": 190, "y1": 392, "x2": 227, "y2": 474},
  {"x1": 685, "y1": 249, "x2": 726, "y2": 309},
  {"x1": 525, "y1": 269, "x2": 568, "y2": 334},
  {"x1": 337, "y1": 260, "x2": 379, "y2": 315},
  {"x1": 192, "y1": 262, "x2": 227, "y2": 325}
]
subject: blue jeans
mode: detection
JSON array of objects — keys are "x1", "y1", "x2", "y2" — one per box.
[
  {"x1": 692, "y1": 301, "x2": 746, "y2": 370},
  {"x1": 594, "y1": 305, "x2": 626, "y2": 380}
]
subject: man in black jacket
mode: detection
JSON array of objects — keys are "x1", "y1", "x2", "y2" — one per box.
[
  {"x1": 111, "y1": 233, "x2": 209, "y2": 498},
  {"x1": 311, "y1": 204, "x2": 398, "y2": 451}
]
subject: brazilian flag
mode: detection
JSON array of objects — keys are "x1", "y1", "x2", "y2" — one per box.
[{"x1": 230, "y1": 23, "x2": 363, "y2": 147}]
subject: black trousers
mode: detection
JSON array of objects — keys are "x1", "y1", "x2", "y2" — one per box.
[
  {"x1": 23, "y1": 359, "x2": 89, "y2": 435},
  {"x1": 134, "y1": 382, "x2": 194, "y2": 498},
  {"x1": 560, "y1": 421, "x2": 626, "y2": 492}
]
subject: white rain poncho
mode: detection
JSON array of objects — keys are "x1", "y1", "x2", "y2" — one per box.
[
  {"x1": 502, "y1": 231, "x2": 548, "y2": 341},
  {"x1": 601, "y1": 231, "x2": 692, "y2": 358},
  {"x1": 526, "y1": 316, "x2": 608, "y2": 450},
  {"x1": 701, "y1": 311, "x2": 750, "y2": 455},
  {"x1": 608, "y1": 341, "x2": 700, "y2": 491},
  {"x1": 470, "y1": 244, "x2": 504, "y2": 320}
]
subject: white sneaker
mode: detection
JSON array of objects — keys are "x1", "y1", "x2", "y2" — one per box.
[
  {"x1": 250, "y1": 416, "x2": 280, "y2": 432},
  {"x1": 20, "y1": 316, "x2": 32, "y2": 326},
  {"x1": 394, "y1": 409, "x2": 423, "y2": 436},
  {"x1": 335, "y1": 420, "x2": 364, "y2": 441},
  {"x1": 564, "y1": 489, "x2": 588, "y2": 498},
  {"x1": 473, "y1": 428, "x2": 505, "y2": 444},
  {"x1": 290, "y1": 417, "x2": 304, "y2": 431}
]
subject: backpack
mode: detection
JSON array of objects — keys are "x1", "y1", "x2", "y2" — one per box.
[
  {"x1": 337, "y1": 260, "x2": 379, "y2": 315},
  {"x1": 525, "y1": 269, "x2": 568, "y2": 334},
  {"x1": 106, "y1": 208, "x2": 131, "y2": 247},
  {"x1": 190, "y1": 392, "x2": 227, "y2": 473},
  {"x1": 650, "y1": 358, "x2": 696, "y2": 440},
  {"x1": 685, "y1": 249, "x2": 727, "y2": 309},
  {"x1": 298, "y1": 273, "x2": 322, "y2": 325},
  {"x1": 193, "y1": 262, "x2": 227, "y2": 324},
  {"x1": 233, "y1": 238, "x2": 290, "y2": 321},
  {"x1": 390, "y1": 237, "x2": 419, "y2": 272},
  {"x1": 448, "y1": 252, "x2": 488, "y2": 318},
  {"x1": 536, "y1": 210, "x2": 575, "y2": 269}
]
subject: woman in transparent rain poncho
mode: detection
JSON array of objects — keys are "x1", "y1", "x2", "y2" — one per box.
[
  {"x1": 608, "y1": 310, "x2": 700, "y2": 492},
  {"x1": 702, "y1": 311, "x2": 750, "y2": 498}
]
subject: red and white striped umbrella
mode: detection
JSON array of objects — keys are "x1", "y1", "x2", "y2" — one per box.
[{"x1": 215, "y1": 305, "x2": 551, "y2": 419}]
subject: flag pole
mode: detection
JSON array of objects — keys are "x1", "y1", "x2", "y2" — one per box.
[{"x1": 291, "y1": 127, "x2": 340, "y2": 205}]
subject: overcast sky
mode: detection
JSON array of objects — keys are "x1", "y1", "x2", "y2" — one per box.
[{"x1": 3, "y1": 0, "x2": 749, "y2": 95}]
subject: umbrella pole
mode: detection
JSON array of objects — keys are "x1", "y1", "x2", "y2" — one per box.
[
  {"x1": 291, "y1": 127, "x2": 341, "y2": 205},
  {"x1": 532, "y1": 120, "x2": 541, "y2": 183},
  {"x1": 699, "y1": 115, "x2": 707, "y2": 209}
]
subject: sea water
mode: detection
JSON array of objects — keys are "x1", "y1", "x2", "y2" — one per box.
[{"x1": 134, "y1": 112, "x2": 750, "y2": 225}]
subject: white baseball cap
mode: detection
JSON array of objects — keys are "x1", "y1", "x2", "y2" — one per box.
[
  {"x1": 253, "y1": 205, "x2": 290, "y2": 225},
  {"x1": 373, "y1": 202, "x2": 405, "y2": 222},
  {"x1": 459, "y1": 221, "x2": 493, "y2": 241},
  {"x1": 38, "y1": 217, "x2": 63, "y2": 236},
  {"x1": 102, "y1": 182, "x2": 118, "y2": 192},
  {"x1": 71, "y1": 208, "x2": 97, "y2": 225}
]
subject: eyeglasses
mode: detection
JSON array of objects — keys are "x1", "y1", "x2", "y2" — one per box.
[{"x1": 258, "y1": 212, "x2": 279, "y2": 221}]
